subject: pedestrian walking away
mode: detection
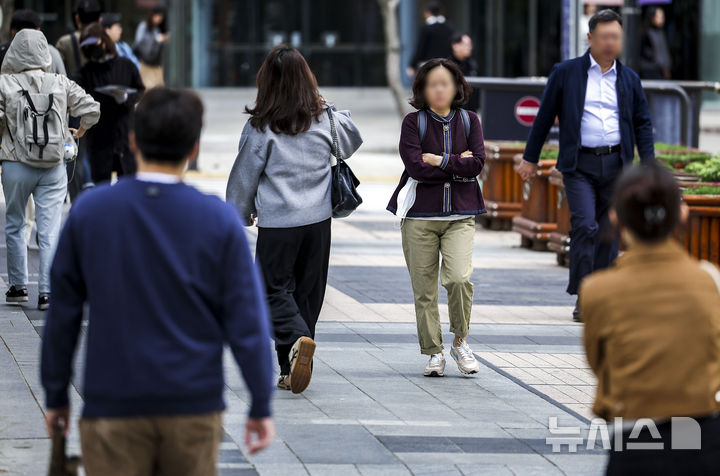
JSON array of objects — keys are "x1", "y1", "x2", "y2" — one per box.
[
  {"x1": 581, "y1": 164, "x2": 720, "y2": 475},
  {"x1": 74, "y1": 22, "x2": 145, "y2": 183},
  {"x1": 41, "y1": 88, "x2": 276, "y2": 476},
  {"x1": 55, "y1": 0, "x2": 101, "y2": 77},
  {"x1": 0, "y1": 29, "x2": 100, "y2": 311},
  {"x1": 387, "y1": 58, "x2": 485, "y2": 378},
  {"x1": 133, "y1": 6, "x2": 169, "y2": 89},
  {"x1": 227, "y1": 45, "x2": 362, "y2": 395},
  {"x1": 517, "y1": 9, "x2": 655, "y2": 321}
]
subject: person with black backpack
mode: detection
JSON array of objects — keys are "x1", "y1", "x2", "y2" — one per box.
[
  {"x1": 387, "y1": 58, "x2": 486, "y2": 378},
  {"x1": 0, "y1": 29, "x2": 100, "y2": 310}
]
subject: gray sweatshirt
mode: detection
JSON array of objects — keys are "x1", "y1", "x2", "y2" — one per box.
[{"x1": 226, "y1": 104, "x2": 363, "y2": 228}]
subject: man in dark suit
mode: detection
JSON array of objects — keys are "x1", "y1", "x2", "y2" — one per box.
[
  {"x1": 517, "y1": 9, "x2": 655, "y2": 321},
  {"x1": 406, "y1": 1, "x2": 454, "y2": 77}
]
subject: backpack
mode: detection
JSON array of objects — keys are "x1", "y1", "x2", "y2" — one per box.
[
  {"x1": 417, "y1": 108, "x2": 471, "y2": 143},
  {"x1": 8, "y1": 74, "x2": 67, "y2": 165}
]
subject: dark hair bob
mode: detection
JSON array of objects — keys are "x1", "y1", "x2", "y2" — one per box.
[
  {"x1": 612, "y1": 163, "x2": 681, "y2": 243},
  {"x1": 409, "y1": 58, "x2": 472, "y2": 110}
]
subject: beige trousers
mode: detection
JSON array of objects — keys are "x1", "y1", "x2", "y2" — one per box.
[
  {"x1": 79, "y1": 412, "x2": 222, "y2": 476},
  {"x1": 401, "y1": 217, "x2": 475, "y2": 355}
]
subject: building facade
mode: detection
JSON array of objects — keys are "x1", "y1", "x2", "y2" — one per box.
[{"x1": 4, "y1": 0, "x2": 718, "y2": 105}]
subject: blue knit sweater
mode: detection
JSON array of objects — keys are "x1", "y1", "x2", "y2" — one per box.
[{"x1": 41, "y1": 178, "x2": 275, "y2": 419}]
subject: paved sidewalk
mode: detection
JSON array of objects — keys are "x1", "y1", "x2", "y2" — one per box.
[{"x1": 0, "y1": 178, "x2": 608, "y2": 475}]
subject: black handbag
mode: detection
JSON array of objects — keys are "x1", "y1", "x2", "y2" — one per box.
[{"x1": 328, "y1": 109, "x2": 362, "y2": 218}]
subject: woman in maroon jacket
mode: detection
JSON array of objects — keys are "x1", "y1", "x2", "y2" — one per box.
[{"x1": 387, "y1": 58, "x2": 486, "y2": 378}]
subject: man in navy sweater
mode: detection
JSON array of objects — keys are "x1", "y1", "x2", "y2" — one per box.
[
  {"x1": 517, "y1": 9, "x2": 654, "y2": 321},
  {"x1": 41, "y1": 88, "x2": 275, "y2": 475}
]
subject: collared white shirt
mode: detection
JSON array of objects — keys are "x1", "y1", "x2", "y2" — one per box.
[
  {"x1": 426, "y1": 15, "x2": 446, "y2": 25},
  {"x1": 580, "y1": 54, "x2": 621, "y2": 148},
  {"x1": 135, "y1": 172, "x2": 182, "y2": 184}
]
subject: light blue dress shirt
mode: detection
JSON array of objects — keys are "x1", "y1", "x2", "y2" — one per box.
[{"x1": 580, "y1": 54, "x2": 621, "y2": 147}]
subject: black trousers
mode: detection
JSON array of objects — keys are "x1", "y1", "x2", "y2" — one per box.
[
  {"x1": 562, "y1": 150, "x2": 623, "y2": 295},
  {"x1": 606, "y1": 414, "x2": 720, "y2": 475},
  {"x1": 256, "y1": 218, "x2": 331, "y2": 375}
]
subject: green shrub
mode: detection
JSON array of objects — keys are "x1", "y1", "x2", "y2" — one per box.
[
  {"x1": 685, "y1": 155, "x2": 720, "y2": 182},
  {"x1": 683, "y1": 185, "x2": 720, "y2": 196}
]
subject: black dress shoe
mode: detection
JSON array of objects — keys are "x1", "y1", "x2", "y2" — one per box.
[
  {"x1": 572, "y1": 300, "x2": 582, "y2": 322},
  {"x1": 6, "y1": 285, "x2": 29, "y2": 303}
]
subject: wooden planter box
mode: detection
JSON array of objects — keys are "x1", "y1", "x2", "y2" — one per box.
[
  {"x1": 477, "y1": 141, "x2": 526, "y2": 230},
  {"x1": 547, "y1": 168, "x2": 571, "y2": 266},
  {"x1": 511, "y1": 155, "x2": 558, "y2": 251},
  {"x1": 677, "y1": 192, "x2": 720, "y2": 266}
]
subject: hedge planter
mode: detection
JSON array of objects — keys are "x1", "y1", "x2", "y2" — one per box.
[
  {"x1": 548, "y1": 168, "x2": 571, "y2": 266},
  {"x1": 511, "y1": 155, "x2": 558, "y2": 251},
  {"x1": 477, "y1": 141, "x2": 526, "y2": 231},
  {"x1": 677, "y1": 184, "x2": 720, "y2": 266}
]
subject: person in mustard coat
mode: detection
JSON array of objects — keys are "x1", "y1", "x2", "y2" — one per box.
[{"x1": 581, "y1": 164, "x2": 720, "y2": 475}]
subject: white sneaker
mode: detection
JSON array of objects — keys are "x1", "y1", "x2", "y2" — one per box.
[
  {"x1": 450, "y1": 340, "x2": 480, "y2": 375},
  {"x1": 424, "y1": 352, "x2": 446, "y2": 377}
]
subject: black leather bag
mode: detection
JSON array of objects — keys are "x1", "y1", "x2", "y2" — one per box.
[{"x1": 328, "y1": 109, "x2": 362, "y2": 218}]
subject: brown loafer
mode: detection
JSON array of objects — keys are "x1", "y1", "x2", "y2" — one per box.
[{"x1": 288, "y1": 336, "x2": 315, "y2": 394}]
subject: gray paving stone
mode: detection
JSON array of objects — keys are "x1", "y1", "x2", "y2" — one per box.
[
  {"x1": 355, "y1": 464, "x2": 413, "y2": 476},
  {"x1": 306, "y1": 464, "x2": 362, "y2": 476},
  {"x1": 278, "y1": 423, "x2": 398, "y2": 465}
]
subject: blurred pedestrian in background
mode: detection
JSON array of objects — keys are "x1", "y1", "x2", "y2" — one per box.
[
  {"x1": 0, "y1": 9, "x2": 66, "y2": 75},
  {"x1": 387, "y1": 58, "x2": 485, "y2": 378},
  {"x1": 639, "y1": 6, "x2": 672, "y2": 80},
  {"x1": 102, "y1": 13, "x2": 140, "y2": 70},
  {"x1": 42, "y1": 88, "x2": 276, "y2": 475},
  {"x1": 407, "y1": 1, "x2": 454, "y2": 78},
  {"x1": 449, "y1": 33, "x2": 480, "y2": 111},
  {"x1": 639, "y1": 6, "x2": 680, "y2": 145},
  {"x1": 133, "y1": 6, "x2": 168, "y2": 88},
  {"x1": 0, "y1": 30, "x2": 99, "y2": 310},
  {"x1": 55, "y1": 0, "x2": 101, "y2": 77},
  {"x1": 56, "y1": 0, "x2": 102, "y2": 199},
  {"x1": 581, "y1": 163, "x2": 720, "y2": 474},
  {"x1": 227, "y1": 45, "x2": 362, "y2": 395},
  {"x1": 74, "y1": 23, "x2": 145, "y2": 183}
]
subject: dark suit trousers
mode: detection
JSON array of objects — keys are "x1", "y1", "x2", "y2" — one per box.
[
  {"x1": 562, "y1": 150, "x2": 622, "y2": 295},
  {"x1": 255, "y1": 218, "x2": 331, "y2": 375}
]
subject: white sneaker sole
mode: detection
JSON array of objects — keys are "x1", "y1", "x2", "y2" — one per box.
[{"x1": 424, "y1": 369, "x2": 445, "y2": 377}]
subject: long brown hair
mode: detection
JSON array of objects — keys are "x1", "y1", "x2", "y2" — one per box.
[{"x1": 246, "y1": 45, "x2": 325, "y2": 135}]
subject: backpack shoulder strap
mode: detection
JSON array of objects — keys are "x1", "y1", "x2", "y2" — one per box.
[
  {"x1": 416, "y1": 110, "x2": 427, "y2": 144},
  {"x1": 459, "y1": 108, "x2": 471, "y2": 140}
]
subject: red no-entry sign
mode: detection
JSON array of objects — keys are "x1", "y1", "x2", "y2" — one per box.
[{"x1": 514, "y1": 96, "x2": 541, "y2": 126}]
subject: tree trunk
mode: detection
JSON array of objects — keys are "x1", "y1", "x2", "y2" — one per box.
[{"x1": 378, "y1": 0, "x2": 409, "y2": 118}]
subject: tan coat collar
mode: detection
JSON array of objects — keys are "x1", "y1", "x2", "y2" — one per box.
[{"x1": 616, "y1": 239, "x2": 688, "y2": 267}]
